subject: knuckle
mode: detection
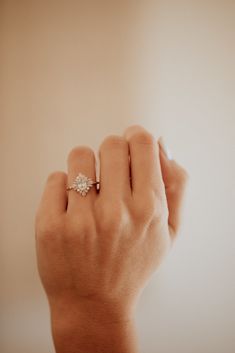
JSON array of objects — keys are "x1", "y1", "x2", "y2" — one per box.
[
  {"x1": 133, "y1": 199, "x2": 155, "y2": 224},
  {"x1": 99, "y1": 135, "x2": 128, "y2": 152},
  {"x1": 132, "y1": 194, "x2": 166, "y2": 225},
  {"x1": 130, "y1": 131, "x2": 156, "y2": 146},
  {"x1": 68, "y1": 214, "x2": 94, "y2": 238},
  {"x1": 96, "y1": 201, "x2": 125, "y2": 232},
  {"x1": 152, "y1": 203, "x2": 168, "y2": 224},
  {"x1": 36, "y1": 216, "x2": 64, "y2": 240},
  {"x1": 175, "y1": 166, "x2": 189, "y2": 187},
  {"x1": 133, "y1": 205, "x2": 153, "y2": 224},
  {"x1": 67, "y1": 146, "x2": 95, "y2": 163}
]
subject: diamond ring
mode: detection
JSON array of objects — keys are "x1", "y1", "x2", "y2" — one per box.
[{"x1": 66, "y1": 173, "x2": 100, "y2": 197}]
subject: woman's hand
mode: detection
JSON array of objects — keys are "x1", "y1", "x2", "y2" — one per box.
[{"x1": 35, "y1": 125, "x2": 188, "y2": 353}]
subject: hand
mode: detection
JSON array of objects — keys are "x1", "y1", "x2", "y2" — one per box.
[{"x1": 35, "y1": 125, "x2": 188, "y2": 353}]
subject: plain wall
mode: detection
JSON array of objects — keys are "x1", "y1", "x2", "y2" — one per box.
[{"x1": 1, "y1": 1, "x2": 235, "y2": 352}]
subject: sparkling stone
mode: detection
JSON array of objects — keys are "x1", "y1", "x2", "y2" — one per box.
[{"x1": 73, "y1": 173, "x2": 93, "y2": 196}]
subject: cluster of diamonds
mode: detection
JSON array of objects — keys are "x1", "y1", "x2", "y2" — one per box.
[{"x1": 72, "y1": 173, "x2": 94, "y2": 196}]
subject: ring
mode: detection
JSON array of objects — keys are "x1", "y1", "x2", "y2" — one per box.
[{"x1": 66, "y1": 173, "x2": 100, "y2": 197}]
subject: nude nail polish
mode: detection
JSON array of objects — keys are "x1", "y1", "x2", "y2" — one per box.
[{"x1": 159, "y1": 137, "x2": 173, "y2": 160}]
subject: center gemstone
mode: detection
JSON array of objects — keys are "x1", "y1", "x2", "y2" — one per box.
[
  {"x1": 77, "y1": 179, "x2": 88, "y2": 190},
  {"x1": 72, "y1": 173, "x2": 93, "y2": 196}
]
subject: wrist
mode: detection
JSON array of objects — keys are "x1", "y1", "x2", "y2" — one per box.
[
  {"x1": 49, "y1": 297, "x2": 138, "y2": 353},
  {"x1": 50, "y1": 295, "x2": 135, "y2": 326}
]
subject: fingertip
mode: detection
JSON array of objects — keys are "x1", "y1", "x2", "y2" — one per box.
[
  {"x1": 123, "y1": 124, "x2": 150, "y2": 141},
  {"x1": 46, "y1": 171, "x2": 67, "y2": 185}
]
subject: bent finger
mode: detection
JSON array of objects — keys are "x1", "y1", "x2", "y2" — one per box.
[{"x1": 159, "y1": 138, "x2": 189, "y2": 240}]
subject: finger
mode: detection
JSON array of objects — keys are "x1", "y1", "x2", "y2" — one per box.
[
  {"x1": 36, "y1": 171, "x2": 68, "y2": 220},
  {"x1": 98, "y1": 135, "x2": 131, "y2": 198},
  {"x1": 159, "y1": 137, "x2": 189, "y2": 239},
  {"x1": 123, "y1": 125, "x2": 165, "y2": 200},
  {"x1": 67, "y1": 146, "x2": 98, "y2": 213}
]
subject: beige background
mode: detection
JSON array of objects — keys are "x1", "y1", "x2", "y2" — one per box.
[{"x1": 1, "y1": 1, "x2": 235, "y2": 352}]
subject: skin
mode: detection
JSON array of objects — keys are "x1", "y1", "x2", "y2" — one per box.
[{"x1": 35, "y1": 124, "x2": 188, "y2": 353}]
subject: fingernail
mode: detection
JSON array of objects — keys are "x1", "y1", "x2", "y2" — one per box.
[{"x1": 159, "y1": 137, "x2": 173, "y2": 160}]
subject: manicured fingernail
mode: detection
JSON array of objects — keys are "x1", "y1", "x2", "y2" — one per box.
[{"x1": 159, "y1": 137, "x2": 173, "y2": 160}]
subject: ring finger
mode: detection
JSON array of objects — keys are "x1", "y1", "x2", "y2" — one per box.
[{"x1": 66, "y1": 146, "x2": 98, "y2": 213}]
